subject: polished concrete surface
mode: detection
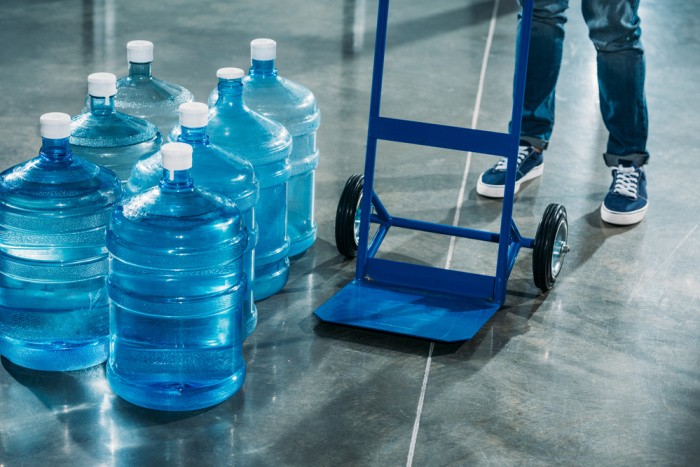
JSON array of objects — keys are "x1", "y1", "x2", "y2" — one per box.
[{"x1": 0, "y1": 0, "x2": 698, "y2": 465}]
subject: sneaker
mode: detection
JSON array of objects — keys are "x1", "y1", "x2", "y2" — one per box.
[
  {"x1": 600, "y1": 163, "x2": 648, "y2": 225},
  {"x1": 476, "y1": 141, "x2": 544, "y2": 198}
]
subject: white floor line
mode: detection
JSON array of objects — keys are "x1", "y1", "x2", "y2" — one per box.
[
  {"x1": 446, "y1": 0, "x2": 501, "y2": 270},
  {"x1": 406, "y1": 342, "x2": 433, "y2": 467},
  {"x1": 406, "y1": 1, "x2": 501, "y2": 466}
]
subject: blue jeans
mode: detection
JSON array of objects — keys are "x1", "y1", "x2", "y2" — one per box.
[{"x1": 517, "y1": 0, "x2": 649, "y2": 166}]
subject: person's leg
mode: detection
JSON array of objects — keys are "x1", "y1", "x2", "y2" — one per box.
[
  {"x1": 583, "y1": 0, "x2": 649, "y2": 225},
  {"x1": 582, "y1": 0, "x2": 649, "y2": 166},
  {"x1": 478, "y1": 0, "x2": 569, "y2": 198},
  {"x1": 519, "y1": 0, "x2": 570, "y2": 149}
]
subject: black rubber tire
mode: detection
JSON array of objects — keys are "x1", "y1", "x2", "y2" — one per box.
[
  {"x1": 533, "y1": 203, "x2": 568, "y2": 293},
  {"x1": 335, "y1": 174, "x2": 364, "y2": 258}
]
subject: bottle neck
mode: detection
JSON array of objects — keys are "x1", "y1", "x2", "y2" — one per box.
[
  {"x1": 160, "y1": 168, "x2": 194, "y2": 191},
  {"x1": 178, "y1": 126, "x2": 209, "y2": 145},
  {"x1": 90, "y1": 96, "x2": 116, "y2": 116},
  {"x1": 129, "y1": 62, "x2": 152, "y2": 78},
  {"x1": 216, "y1": 79, "x2": 245, "y2": 107},
  {"x1": 249, "y1": 59, "x2": 277, "y2": 78},
  {"x1": 40, "y1": 137, "x2": 73, "y2": 163}
]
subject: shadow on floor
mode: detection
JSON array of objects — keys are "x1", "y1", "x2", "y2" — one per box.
[
  {"x1": 1, "y1": 356, "x2": 240, "y2": 463},
  {"x1": 1, "y1": 357, "x2": 220, "y2": 425}
]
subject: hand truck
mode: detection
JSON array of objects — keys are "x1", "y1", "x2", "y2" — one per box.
[{"x1": 315, "y1": 0, "x2": 569, "y2": 342}]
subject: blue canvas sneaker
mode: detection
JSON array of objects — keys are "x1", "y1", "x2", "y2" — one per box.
[
  {"x1": 601, "y1": 163, "x2": 648, "y2": 225},
  {"x1": 477, "y1": 140, "x2": 544, "y2": 198}
]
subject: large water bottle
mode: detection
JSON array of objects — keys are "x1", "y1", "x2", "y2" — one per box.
[
  {"x1": 0, "y1": 113, "x2": 121, "y2": 371},
  {"x1": 211, "y1": 39, "x2": 321, "y2": 256},
  {"x1": 127, "y1": 103, "x2": 260, "y2": 338},
  {"x1": 207, "y1": 67, "x2": 292, "y2": 301},
  {"x1": 71, "y1": 72, "x2": 162, "y2": 183},
  {"x1": 108, "y1": 142, "x2": 248, "y2": 411},
  {"x1": 115, "y1": 41, "x2": 193, "y2": 134}
]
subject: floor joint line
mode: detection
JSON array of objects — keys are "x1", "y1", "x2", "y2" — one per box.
[
  {"x1": 406, "y1": 1, "x2": 501, "y2": 465},
  {"x1": 446, "y1": 0, "x2": 501, "y2": 270}
]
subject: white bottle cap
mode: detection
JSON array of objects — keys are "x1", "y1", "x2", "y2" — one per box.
[
  {"x1": 127, "y1": 40, "x2": 154, "y2": 63},
  {"x1": 217, "y1": 67, "x2": 245, "y2": 80},
  {"x1": 161, "y1": 142, "x2": 193, "y2": 173},
  {"x1": 251, "y1": 38, "x2": 276, "y2": 61},
  {"x1": 40, "y1": 112, "x2": 72, "y2": 139},
  {"x1": 88, "y1": 72, "x2": 117, "y2": 97},
  {"x1": 179, "y1": 102, "x2": 209, "y2": 128}
]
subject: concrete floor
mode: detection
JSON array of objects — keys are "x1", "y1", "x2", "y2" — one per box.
[{"x1": 1, "y1": 0, "x2": 698, "y2": 465}]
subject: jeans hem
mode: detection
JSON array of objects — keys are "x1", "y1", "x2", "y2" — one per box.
[
  {"x1": 603, "y1": 152, "x2": 650, "y2": 167},
  {"x1": 520, "y1": 136, "x2": 548, "y2": 150}
]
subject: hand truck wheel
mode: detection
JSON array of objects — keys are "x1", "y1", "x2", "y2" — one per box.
[
  {"x1": 335, "y1": 174, "x2": 364, "y2": 258},
  {"x1": 533, "y1": 203, "x2": 569, "y2": 293}
]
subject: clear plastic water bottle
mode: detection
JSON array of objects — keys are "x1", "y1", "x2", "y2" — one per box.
[
  {"x1": 82, "y1": 41, "x2": 193, "y2": 134},
  {"x1": 71, "y1": 72, "x2": 162, "y2": 183},
  {"x1": 207, "y1": 67, "x2": 292, "y2": 301},
  {"x1": 211, "y1": 39, "x2": 321, "y2": 256},
  {"x1": 127, "y1": 102, "x2": 260, "y2": 338},
  {"x1": 0, "y1": 113, "x2": 121, "y2": 371},
  {"x1": 116, "y1": 41, "x2": 193, "y2": 134},
  {"x1": 108, "y1": 142, "x2": 248, "y2": 411}
]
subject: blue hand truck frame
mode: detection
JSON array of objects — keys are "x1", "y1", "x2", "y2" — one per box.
[{"x1": 315, "y1": 0, "x2": 568, "y2": 342}]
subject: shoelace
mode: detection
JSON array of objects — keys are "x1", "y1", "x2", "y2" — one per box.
[
  {"x1": 494, "y1": 145, "x2": 530, "y2": 171},
  {"x1": 612, "y1": 165, "x2": 640, "y2": 199}
]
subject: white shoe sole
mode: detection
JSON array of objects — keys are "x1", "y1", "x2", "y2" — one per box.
[
  {"x1": 476, "y1": 163, "x2": 544, "y2": 198},
  {"x1": 600, "y1": 203, "x2": 648, "y2": 225}
]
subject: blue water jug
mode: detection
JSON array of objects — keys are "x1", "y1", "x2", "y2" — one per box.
[
  {"x1": 115, "y1": 40, "x2": 193, "y2": 134},
  {"x1": 127, "y1": 102, "x2": 260, "y2": 338},
  {"x1": 207, "y1": 67, "x2": 292, "y2": 301},
  {"x1": 0, "y1": 113, "x2": 121, "y2": 371},
  {"x1": 108, "y1": 142, "x2": 248, "y2": 411},
  {"x1": 210, "y1": 39, "x2": 320, "y2": 256},
  {"x1": 71, "y1": 72, "x2": 162, "y2": 183}
]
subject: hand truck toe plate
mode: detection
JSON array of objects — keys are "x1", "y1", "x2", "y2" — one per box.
[{"x1": 315, "y1": 280, "x2": 500, "y2": 342}]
